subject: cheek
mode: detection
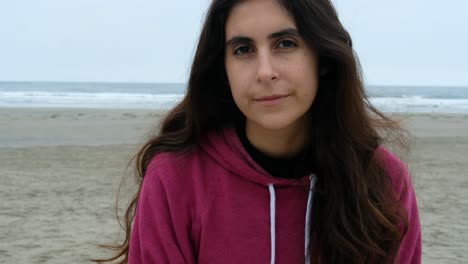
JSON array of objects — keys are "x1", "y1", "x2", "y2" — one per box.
[
  {"x1": 230, "y1": 86, "x2": 243, "y2": 106},
  {"x1": 226, "y1": 67, "x2": 251, "y2": 100},
  {"x1": 227, "y1": 75, "x2": 250, "y2": 110},
  {"x1": 231, "y1": 85, "x2": 251, "y2": 111},
  {"x1": 289, "y1": 64, "x2": 319, "y2": 107},
  {"x1": 293, "y1": 56, "x2": 319, "y2": 93}
]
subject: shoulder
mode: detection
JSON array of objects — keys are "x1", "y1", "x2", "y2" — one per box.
[
  {"x1": 373, "y1": 146, "x2": 406, "y2": 176},
  {"x1": 143, "y1": 148, "x2": 219, "y2": 209},
  {"x1": 145, "y1": 149, "x2": 201, "y2": 184},
  {"x1": 146, "y1": 147, "x2": 219, "y2": 182},
  {"x1": 373, "y1": 145, "x2": 411, "y2": 195},
  {"x1": 146, "y1": 151, "x2": 192, "y2": 179}
]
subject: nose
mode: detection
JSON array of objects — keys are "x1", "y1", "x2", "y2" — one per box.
[{"x1": 256, "y1": 50, "x2": 279, "y2": 83}]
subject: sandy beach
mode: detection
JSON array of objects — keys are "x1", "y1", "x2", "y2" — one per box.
[{"x1": 0, "y1": 108, "x2": 467, "y2": 263}]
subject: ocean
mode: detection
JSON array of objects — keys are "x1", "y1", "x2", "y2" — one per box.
[{"x1": 1, "y1": 81, "x2": 468, "y2": 113}]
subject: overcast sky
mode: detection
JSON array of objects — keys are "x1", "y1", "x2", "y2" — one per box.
[{"x1": 0, "y1": 0, "x2": 467, "y2": 86}]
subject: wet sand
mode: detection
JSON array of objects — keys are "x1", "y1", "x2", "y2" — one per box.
[{"x1": 0, "y1": 108, "x2": 467, "y2": 263}]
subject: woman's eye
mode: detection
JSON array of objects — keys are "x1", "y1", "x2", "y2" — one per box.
[
  {"x1": 234, "y1": 46, "x2": 252, "y2": 55},
  {"x1": 278, "y1": 40, "x2": 296, "y2": 49}
]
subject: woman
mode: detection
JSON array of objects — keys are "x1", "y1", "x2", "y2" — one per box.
[{"x1": 96, "y1": 0, "x2": 421, "y2": 263}]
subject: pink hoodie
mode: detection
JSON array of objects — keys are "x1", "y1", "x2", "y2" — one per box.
[{"x1": 129, "y1": 126, "x2": 422, "y2": 263}]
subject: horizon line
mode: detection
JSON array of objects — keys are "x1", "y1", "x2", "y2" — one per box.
[{"x1": 0, "y1": 80, "x2": 467, "y2": 89}]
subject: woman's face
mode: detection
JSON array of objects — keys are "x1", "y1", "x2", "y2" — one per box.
[{"x1": 225, "y1": 0, "x2": 319, "y2": 132}]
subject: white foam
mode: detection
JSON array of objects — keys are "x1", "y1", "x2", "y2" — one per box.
[
  {"x1": 370, "y1": 96, "x2": 468, "y2": 113},
  {"x1": 0, "y1": 91, "x2": 184, "y2": 109}
]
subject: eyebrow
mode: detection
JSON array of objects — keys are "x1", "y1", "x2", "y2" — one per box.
[{"x1": 225, "y1": 28, "x2": 300, "y2": 48}]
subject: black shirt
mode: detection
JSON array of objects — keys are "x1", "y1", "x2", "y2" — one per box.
[{"x1": 235, "y1": 122, "x2": 313, "y2": 179}]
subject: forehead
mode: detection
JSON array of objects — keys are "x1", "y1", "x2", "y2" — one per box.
[{"x1": 225, "y1": 0, "x2": 296, "y2": 39}]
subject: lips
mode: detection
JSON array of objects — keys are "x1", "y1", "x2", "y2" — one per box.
[
  {"x1": 253, "y1": 94, "x2": 290, "y2": 106},
  {"x1": 255, "y1": 94, "x2": 289, "y2": 101}
]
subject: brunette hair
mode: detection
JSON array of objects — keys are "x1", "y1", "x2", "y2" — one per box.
[{"x1": 94, "y1": 0, "x2": 409, "y2": 263}]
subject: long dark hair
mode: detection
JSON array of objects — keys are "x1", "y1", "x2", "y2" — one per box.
[{"x1": 94, "y1": 0, "x2": 409, "y2": 263}]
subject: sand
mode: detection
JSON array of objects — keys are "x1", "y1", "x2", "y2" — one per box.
[{"x1": 0, "y1": 108, "x2": 467, "y2": 263}]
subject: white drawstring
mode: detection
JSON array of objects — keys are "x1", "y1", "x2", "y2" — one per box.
[
  {"x1": 268, "y1": 175, "x2": 316, "y2": 264},
  {"x1": 268, "y1": 184, "x2": 276, "y2": 264},
  {"x1": 305, "y1": 175, "x2": 317, "y2": 264}
]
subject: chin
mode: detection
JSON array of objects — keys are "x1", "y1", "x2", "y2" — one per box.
[{"x1": 250, "y1": 116, "x2": 304, "y2": 132}]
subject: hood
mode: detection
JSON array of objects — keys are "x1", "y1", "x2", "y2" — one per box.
[{"x1": 200, "y1": 125, "x2": 312, "y2": 187}]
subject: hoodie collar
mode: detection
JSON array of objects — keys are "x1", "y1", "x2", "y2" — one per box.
[{"x1": 200, "y1": 125, "x2": 311, "y2": 187}]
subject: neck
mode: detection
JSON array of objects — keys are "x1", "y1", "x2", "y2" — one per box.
[{"x1": 245, "y1": 117, "x2": 309, "y2": 158}]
